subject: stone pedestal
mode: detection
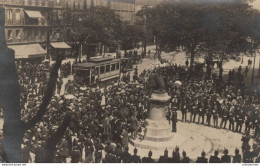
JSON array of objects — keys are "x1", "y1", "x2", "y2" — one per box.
[{"x1": 130, "y1": 92, "x2": 176, "y2": 150}]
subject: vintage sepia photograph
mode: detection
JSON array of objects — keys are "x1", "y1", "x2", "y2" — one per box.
[{"x1": 0, "y1": 0, "x2": 260, "y2": 164}]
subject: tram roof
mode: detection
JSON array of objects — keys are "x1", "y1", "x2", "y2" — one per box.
[{"x1": 73, "y1": 59, "x2": 121, "y2": 69}]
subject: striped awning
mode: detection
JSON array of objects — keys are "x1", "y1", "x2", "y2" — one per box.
[
  {"x1": 50, "y1": 42, "x2": 71, "y2": 49},
  {"x1": 8, "y1": 44, "x2": 46, "y2": 59},
  {"x1": 25, "y1": 10, "x2": 43, "y2": 18}
]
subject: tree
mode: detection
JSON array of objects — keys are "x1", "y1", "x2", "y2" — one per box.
[
  {"x1": 137, "y1": 2, "x2": 205, "y2": 69},
  {"x1": 0, "y1": 8, "x2": 71, "y2": 162},
  {"x1": 137, "y1": 0, "x2": 260, "y2": 71},
  {"x1": 59, "y1": 7, "x2": 122, "y2": 60},
  {"x1": 120, "y1": 24, "x2": 144, "y2": 55}
]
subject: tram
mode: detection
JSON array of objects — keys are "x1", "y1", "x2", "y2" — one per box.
[
  {"x1": 73, "y1": 56, "x2": 121, "y2": 85},
  {"x1": 121, "y1": 58, "x2": 133, "y2": 73}
]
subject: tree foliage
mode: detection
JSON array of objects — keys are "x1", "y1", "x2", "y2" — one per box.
[
  {"x1": 136, "y1": 0, "x2": 260, "y2": 68},
  {"x1": 50, "y1": 7, "x2": 123, "y2": 58}
]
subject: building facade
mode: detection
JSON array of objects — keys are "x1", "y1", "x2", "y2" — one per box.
[
  {"x1": 0, "y1": 0, "x2": 65, "y2": 59},
  {"x1": 60, "y1": 0, "x2": 135, "y2": 23},
  {"x1": 0, "y1": 0, "x2": 136, "y2": 59}
]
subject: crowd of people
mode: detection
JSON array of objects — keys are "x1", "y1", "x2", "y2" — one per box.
[
  {"x1": 2, "y1": 54, "x2": 258, "y2": 163},
  {"x1": 153, "y1": 146, "x2": 260, "y2": 163},
  {"x1": 60, "y1": 62, "x2": 72, "y2": 78},
  {"x1": 138, "y1": 63, "x2": 260, "y2": 138},
  {"x1": 18, "y1": 60, "x2": 150, "y2": 162}
]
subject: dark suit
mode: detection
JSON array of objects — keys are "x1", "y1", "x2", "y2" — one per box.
[
  {"x1": 71, "y1": 150, "x2": 81, "y2": 163},
  {"x1": 232, "y1": 154, "x2": 241, "y2": 163},
  {"x1": 142, "y1": 157, "x2": 155, "y2": 163},
  {"x1": 221, "y1": 155, "x2": 231, "y2": 163},
  {"x1": 181, "y1": 157, "x2": 190, "y2": 163},
  {"x1": 158, "y1": 156, "x2": 170, "y2": 163},
  {"x1": 209, "y1": 156, "x2": 221, "y2": 163},
  {"x1": 196, "y1": 157, "x2": 208, "y2": 163},
  {"x1": 130, "y1": 155, "x2": 141, "y2": 163}
]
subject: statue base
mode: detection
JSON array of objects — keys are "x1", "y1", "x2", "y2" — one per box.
[{"x1": 130, "y1": 92, "x2": 175, "y2": 150}]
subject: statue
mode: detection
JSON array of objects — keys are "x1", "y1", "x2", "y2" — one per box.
[{"x1": 148, "y1": 73, "x2": 166, "y2": 94}]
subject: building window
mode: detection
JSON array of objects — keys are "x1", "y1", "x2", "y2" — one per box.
[
  {"x1": 7, "y1": 9, "x2": 13, "y2": 24},
  {"x1": 16, "y1": 30, "x2": 21, "y2": 41},
  {"x1": 7, "y1": 30, "x2": 13, "y2": 41},
  {"x1": 116, "y1": 63, "x2": 119, "y2": 70},
  {"x1": 111, "y1": 64, "x2": 116, "y2": 71},
  {"x1": 16, "y1": 9, "x2": 20, "y2": 23},
  {"x1": 57, "y1": 0, "x2": 60, "y2": 6},
  {"x1": 73, "y1": 1, "x2": 76, "y2": 9},
  {"x1": 28, "y1": 30, "x2": 32, "y2": 41},
  {"x1": 83, "y1": 0, "x2": 87, "y2": 9},
  {"x1": 106, "y1": 65, "x2": 110, "y2": 72},
  {"x1": 100, "y1": 66, "x2": 105, "y2": 74}
]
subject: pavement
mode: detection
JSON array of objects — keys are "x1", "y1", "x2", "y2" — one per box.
[{"x1": 128, "y1": 111, "x2": 256, "y2": 162}]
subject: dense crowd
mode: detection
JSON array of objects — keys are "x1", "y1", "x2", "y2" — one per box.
[
  {"x1": 155, "y1": 146, "x2": 260, "y2": 163},
  {"x1": 18, "y1": 60, "x2": 149, "y2": 163},
  {"x1": 139, "y1": 63, "x2": 260, "y2": 138},
  {"x1": 3, "y1": 57, "x2": 259, "y2": 163},
  {"x1": 60, "y1": 62, "x2": 72, "y2": 78}
]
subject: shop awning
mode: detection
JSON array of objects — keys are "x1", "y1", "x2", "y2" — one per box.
[
  {"x1": 50, "y1": 42, "x2": 71, "y2": 49},
  {"x1": 8, "y1": 44, "x2": 46, "y2": 59},
  {"x1": 25, "y1": 10, "x2": 43, "y2": 18}
]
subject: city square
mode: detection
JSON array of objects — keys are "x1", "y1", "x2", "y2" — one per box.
[{"x1": 0, "y1": 0, "x2": 260, "y2": 164}]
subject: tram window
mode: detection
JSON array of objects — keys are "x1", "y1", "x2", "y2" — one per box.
[
  {"x1": 95, "y1": 67, "x2": 100, "y2": 75},
  {"x1": 76, "y1": 70, "x2": 84, "y2": 76},
  {"x1": 106, "y1": 65, "x2": 110, "y2": 72},
  {"x1": 111, "y1": 64, "x2": 116, "y2": 71},
  {"x1": 116, "y1": 63, "x2": 120, "y2": 70},
  {"x1": 100, "y1": 66, "x2": 105, "y2": 74},
  {"x1": 85, "y1": 70, "x2": 90, "y2": 77}
]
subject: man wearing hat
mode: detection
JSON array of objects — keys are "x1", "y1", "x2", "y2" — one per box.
[
  {"x1": 84, "y1": 139, "x2": 94, "y2": 163},
  {"x1": 181, "y1": 151, "x2": 190, "y2": 163},
  {"x1": 196, "y1": 150, "x2": 208, "y2": 163},
  {"x1": 103, "y1": 119, "x2": 111, "y2": 143},
  {"x1": 255, "y1": 153, "x2": 260, "y2": 163},
  {"x1": 209, "y1": 150, "x2": 221, "y2": 163},
  {"x1": 59, "y1": 138, "x2": 69, "y2": 163},
  {"x1": 158, "y1": 149, "x2": 170, "y2": 163},
  {"x1": 221, "y1": 149, "x2": 231, "y2": 163},
  {"x1": 57, "y1": 77, "x2": 63, "y2": 95},
  {"x1": 121, "y1": 128, "x2": 129, "y2": 149},
  {"x1": 232, "y1": 148, "x2": 241, "y2": 163},
  {"x1": 181, "y1": 99, "x2": 188, "y2": 122},
  {"x1": 21, "y1": 143, "x2": 31, "y2": 163},
  {"x1": 171, "y1": 147, "x2": 180, "y2": 163},
  {"x1": 206, "y1": 108, "x2": 212, "y2": 126},
  {"x1": 94, "y1": 139, "x2": 103, "y2": 163},
  {"x1": 122, "y1": 147, "x2": 131, "y2": 163},
  {"x1": 171, "y1": 109, "x2": 178, "y2": 133},
  {"x1": 71, "y1": 146, "x2": 81, "y2": 163},
  {"x1": 220, "y1": 108, "x2": 228, "y2": 129},
  {"x1": 131, "y1": 114, "x2": 138, "y2": 140},
  {"x1": 142, "y1": 150, "x2": 155, "y2": 163},
  {"x1": 34, "y1": 141, "x2": 45, "y2": 163},
  {"x1": 130, "y1": 148, "x2": 141, "y2": 163},
  {"x1": 235, "y1": 110, "x2": 244, "y2": 133},
  {"x1": 241, "y1": 131, "x2": 251, "y2": 155}
]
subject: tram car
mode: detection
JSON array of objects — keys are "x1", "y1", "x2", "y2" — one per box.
[
  {"x1": 73, "y1": 56, "x2": 121, "y2": 85},
  {"x1": 121, "y1": 58, "x2": 133, "y2": 73}
]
